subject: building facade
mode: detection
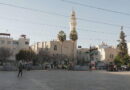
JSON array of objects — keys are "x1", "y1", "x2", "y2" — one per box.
[
  {"x1": 77, "y1": 47, "x2": 99, "y2": 64},
  {"x1": 31, "y1": 10, "x2": 78, "y2": 61},
  {"x1": 96, "y1": 43, "x2": 118, "y2": 63},
  {"x1": 31, "y1": 40, "x2": 77, "y2": 59},
  {"x1": 0, "y1": 33, "x2": 29, "y2": 60},
  {"x1": 77, "y1": 48, "x2": 90, "y2": 62},
  {"x1": 77, "y1": 43, "x2": 118, "y2": 64}
]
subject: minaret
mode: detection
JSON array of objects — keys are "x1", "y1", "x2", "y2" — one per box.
[
  {"x1": 69, "y1": 10, "x2": 78, "y2": 63},
  {"x1": 121, "y1": 26, "x2": 123, "y2": 31},
  {"x1": 70, "y1": 10, "x2": 77, "y2": 31}
]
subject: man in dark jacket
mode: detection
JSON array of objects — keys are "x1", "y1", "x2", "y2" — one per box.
[{"x1": 18, "y1": 61, "x2": 23, "y2": 77}]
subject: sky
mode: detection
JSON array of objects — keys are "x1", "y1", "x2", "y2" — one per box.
[{"x1": 0, "y1": 0, "x2": 130, "y2": 48}]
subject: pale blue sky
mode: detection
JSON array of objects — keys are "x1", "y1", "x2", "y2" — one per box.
[{"x1": 0, "y1": 0, "x2": 130, "y2": 47}]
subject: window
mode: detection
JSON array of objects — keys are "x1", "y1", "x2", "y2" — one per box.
[
  {"x1": 13, "y1": 41, "x2": 19, "y2": 45},
  {"x1": 7, "y1": 41, "x2": 11, "y2": 44},
  {"x1": 111, "y1": 54, "x2": 114, "y2": 58},
  {"x1": 54, "y1": 45, "x2": 57, "y2": 51},
  {"x1": 1, "y1": 40, "x2": 5, "y2": 44},
  {"x1": 13, "y1": 48, "x2": 16, "y2": 50},
  {"x1": 25, "y1": 41, "x2": 29, "y2": 45},
  {"x1": 79, "y1": 51, "x2": 81, "y2": 54},
  {"x1": 45, "y1": 45, "x2": 48, "y2": 51},
  {"x1": 110, "y1": 54, "x2": 111, "y2": 58},
  {"x1": 94, "y1": 52, "x2": 97, "y2": 55},
  {"x1": 110, "y1": 54, "x2": 114, "y2": 58}
]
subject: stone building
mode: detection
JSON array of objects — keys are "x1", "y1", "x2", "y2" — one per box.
[
  {"x1": 0, "y1": 33, "x2": 29, "y2": 60},
  {"x1": 77, "y1": 47, "x2": 99, "y2": 65},
  {"x1": 31, "y1": 10, "x2": 78, "y2": 61},
  {"x1": 31, "y1": 40, "x2": 76, "y2": 59},
  {"x1": 96, "y1": 43, "x2": 118, "y2": 63},
  {"x1": 77, "y1": 48, "x2": 90, "y2": 62},
  {"x1": 77, "y1": 43, "x2": 118, "y2": 64}
]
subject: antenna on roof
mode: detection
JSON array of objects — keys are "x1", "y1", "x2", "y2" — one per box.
[{"x1": 121, "y1": 26, "x2": 123, "y2": 31}]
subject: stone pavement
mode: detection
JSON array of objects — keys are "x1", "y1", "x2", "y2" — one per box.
[{"x1": 0, "y1": 70, "x2": 130, "y2": 90}]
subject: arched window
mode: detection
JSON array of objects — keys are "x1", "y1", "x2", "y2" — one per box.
[{"x1": 54, "y1": 45, "x2": 57, "y2": 51}]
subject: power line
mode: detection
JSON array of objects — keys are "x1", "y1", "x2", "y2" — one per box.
[
  {"x1": 0, "y1": 16, "x2": 129, "y2": 45},
  {"x1": 0, "y1": 15, "x2": 130, "y2": 37},
  {"x1": 79, "y1": 38, "x2": 118, "y2": 46},
  {"x1": 0, "y1": 2, "x2": 130, "y2": 28},
  {"x1": 80, "y1": 29, "x2": 118, "y2": 35},
  {"x1": 0, "y1": 2, "x2": 68, "y2": 17},
  {"x1": 61, "y1": 0, "x2": 130, "y2": 16},
  {"x1": 78, "y1": 18, "x2": 130, "y2": 28},
  {"x1": 79, "y1": 38, "x2": 117, "y2": 42}
]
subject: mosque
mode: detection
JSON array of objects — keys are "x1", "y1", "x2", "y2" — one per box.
[{"x1": 31, "y1": 10, "x2": 78, "y2": 61}]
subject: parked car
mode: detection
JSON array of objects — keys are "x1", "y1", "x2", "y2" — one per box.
[
  {"x1": 107, "y1": 64, "x2": 117, "y2": 71},
  {"x1": 121, "y1": 65, "x2": 128, "y2": 71},
  {"x1": 3, "y1": 64, "x2": 17, "y2": 71},
  {"x1": 24, "y1": 63, "x2": 32, "y2": 70},
  {"x1": 45, "y1": 64, "x2": 51, "y2": 69}
]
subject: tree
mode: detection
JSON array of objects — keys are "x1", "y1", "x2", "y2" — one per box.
[
  {"x1": 114, "y1": 26, "x2": 130, "y2": 66},
  {"x1": 16, "y1": 49, "x2": 36, "y2": 63},
  {"x1": 70, "y1": 29, "x2": 78, "y2": 63},
  {"x1": 57, "y1": 30, "x2": 66, "y2": 63},
  {"x1": 51, "y1": 54, "x2": 64, "y2": 68},
  {"x1": 37, "y1": 49, "x2": 51, "y2": 64},
  {"x1": 118, "y1": 29, "x2": 128, "y2": 56},
  {"x1": 0, "y1": 47, "x2": 12, "y2": 65},
  {"x1": 51, "y1": 54, "x2": 60, "y2": 67},
  {"x1": 114, "y1": 55, "x2": 123, "y2": 67}
]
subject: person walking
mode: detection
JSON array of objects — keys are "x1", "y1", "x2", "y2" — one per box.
[
  {"x1": 89, "y1": 63, "x2": 92, "y2": 71},
  {"x1": 18, "y1": 61, "x2": 23, "y2": 77}
]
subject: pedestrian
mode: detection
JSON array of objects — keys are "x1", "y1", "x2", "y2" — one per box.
[
  {"x1": 18, "y1": 61, "x2": 23, "y2": 77},
  {"x1": 89, "y1": 64, "x2": 92, "y2": 71}
]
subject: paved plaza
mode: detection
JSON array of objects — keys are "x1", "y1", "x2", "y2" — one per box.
[{"x1": 0, "y1": 70, "x2": 130, "y2": 90}]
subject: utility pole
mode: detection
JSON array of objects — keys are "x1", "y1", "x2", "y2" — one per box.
[
  {"x1": 89, "y1": 46, "x2": 98, "y2": 70},
  {"x1": 89, "y1": 46, "x2": 92, "y2": 70}
]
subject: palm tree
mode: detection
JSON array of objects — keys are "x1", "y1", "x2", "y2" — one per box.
[
  {"x1": 57, "y1": 30, "x2": 66, "y2": 63},
  {"x1": 70, "y1": 29, "x2": 78, "y2": 63}
]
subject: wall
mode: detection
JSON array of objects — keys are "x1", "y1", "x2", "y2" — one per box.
[
  {"x1": 0, "y1": 36, "x2": 29, "y2": 60},
  {"x1": 31, "y1": 40, "x2": 77, "y2": 60}
]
